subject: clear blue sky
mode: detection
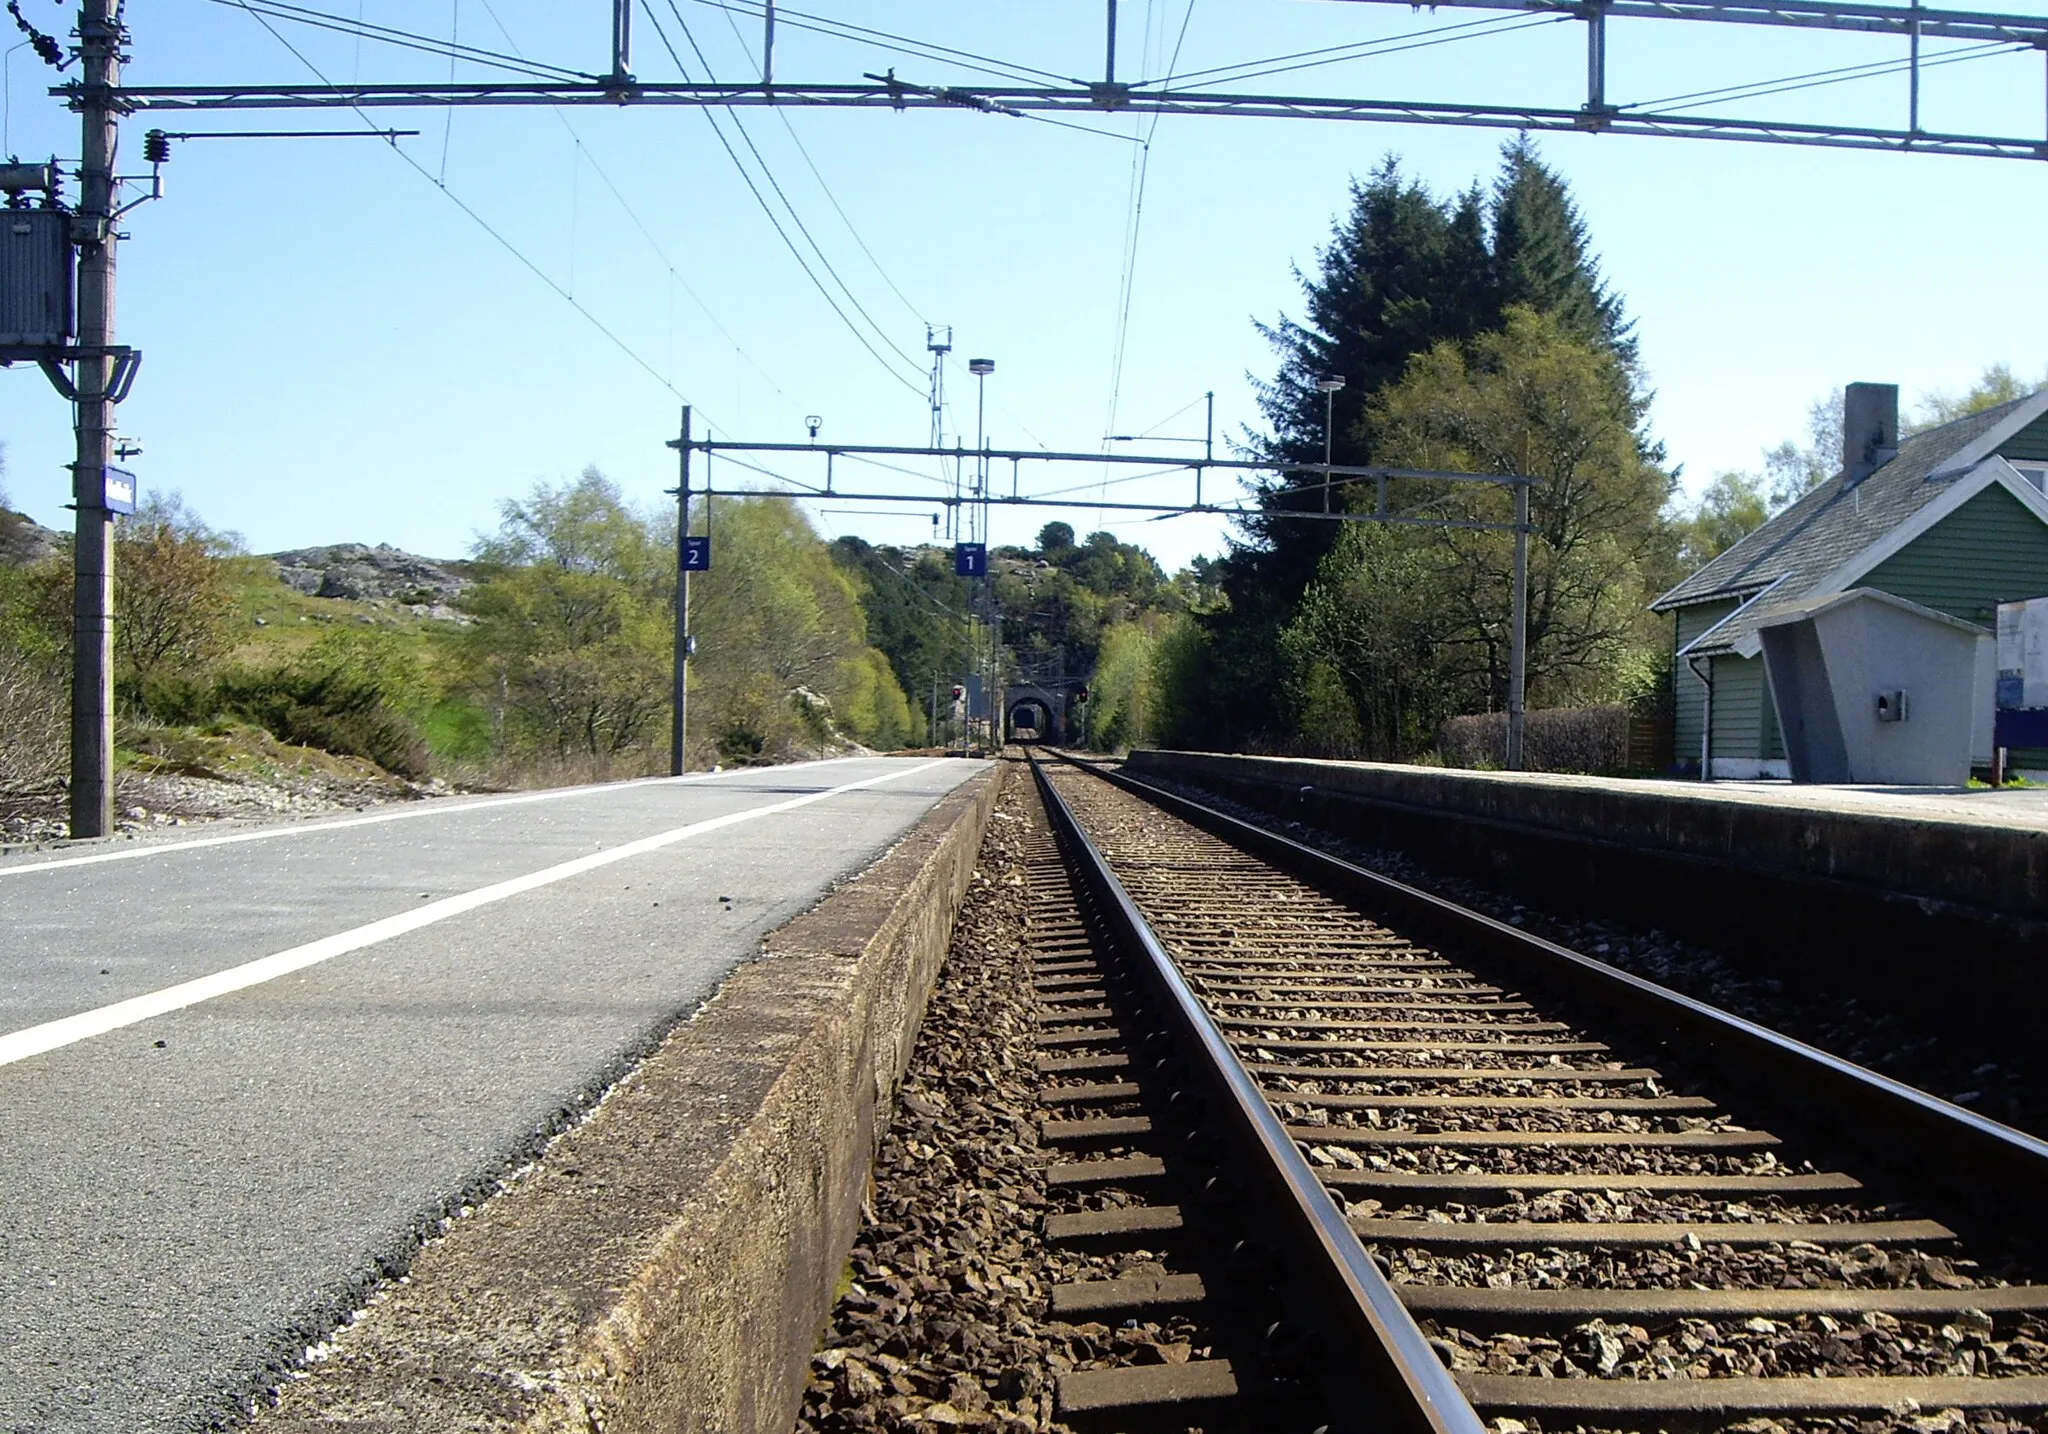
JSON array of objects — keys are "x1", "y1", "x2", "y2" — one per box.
[{"x1": 3, "y1": 0, "x2": 2046, "y2": 573}]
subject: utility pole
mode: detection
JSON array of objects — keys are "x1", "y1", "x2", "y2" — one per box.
[
  {"x1": 670, "y1": 405, "x2": 691, "y2": 775},
  {"x1": 69, "y1": 0, "x2": 123, "y2": 838}
]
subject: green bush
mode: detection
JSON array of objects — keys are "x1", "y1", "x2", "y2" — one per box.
[
  {"x1": 212, "y1": 663, "x2": 430, "y2": 777},
  {"x1": 128, "y1": 671, "x2": 221, "y2": 726}
]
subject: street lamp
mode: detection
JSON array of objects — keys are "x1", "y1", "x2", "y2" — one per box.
[{"x1": 1316, "y1": 375, "x2": 1346, "y2": 512}]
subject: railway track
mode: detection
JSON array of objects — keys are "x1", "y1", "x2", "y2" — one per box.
[{"x1": 1027, "y1": 750, "x2": 2048, "y2": 1433}]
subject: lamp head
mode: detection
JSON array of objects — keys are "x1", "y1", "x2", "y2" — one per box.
[
  {"x1": 968, "y1": 358, "x2": 995, "y2": 377},
  {"x1": 1316, "y1": 376, "x2": 1346, "y2": 394}
]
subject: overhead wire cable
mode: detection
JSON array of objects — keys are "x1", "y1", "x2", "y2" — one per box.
[
  {"x1": 1154, "y1": 14, "x2": 1567, "y2": 92},
  {"x1": 207, "y1": 0, "x2": 590, "y2": 80},
  {"x1": 1622, "y1": 37, "x2": 2023, "y2": 110},
  {"x1": 699, "y1": 449, "x2": 831, "y2": 494},
  {"x1": 437, "y1": 0, "x2": 457, "y2": 184},
  {"x1": 662, "y1": 2, "x2": 927, "y2": 377},
  {"x1": 693, "y1": 0, "x2": 1078, "y2": 85},
  {"x1": 839, "y1": 451, "x2": 957, "y2": 489},
  {"x1": 1100, "y1": 0, "x2": 1195, "y2": 482},
  {"x1": 470, "y1": 0, "x2": 799, "y2": 409},
  {"x1": 226, "y1": 0, "x2": 708, "y2": 419},
  {"x1": 711, "y1": 1, "x2": 928, "y2": 328},
  {"x1": 1114, "y1": 392, "x2": 1206, "y2": 440},
  {"x1": 642, "y1": 0, "x2": 929, "y2": 397},
  {"x1": 1141, "y1": 9, "x2": 1551, "y2": 89},
  {"x1": 1032, "y1": 465, "x2": 1204, "y2": 500}
]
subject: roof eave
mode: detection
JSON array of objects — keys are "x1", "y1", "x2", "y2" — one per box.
[{"x1": 1925, "y1": 390, "x2": 2048, "y2": 480}]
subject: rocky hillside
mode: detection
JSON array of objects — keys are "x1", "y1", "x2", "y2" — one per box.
[
  {"x1": 265, "y1": 543, "x2": 472, "y2": 616},
  {"x1": 0, "y1": 509, "x2": 61, "y2": 566}
]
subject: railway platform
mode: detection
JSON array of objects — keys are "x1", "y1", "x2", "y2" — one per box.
[
  {"x1": 1, "y1": 757, "x2": 999, "y2": 1434},
  {"x1": 1123, "y1": 750, "x2": 2048, "y2": 1051}
]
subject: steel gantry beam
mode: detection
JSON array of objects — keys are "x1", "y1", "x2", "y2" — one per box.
[
  {"x1": 672, "y1": 432, "x2": 1540, "y2": 767},
  {"x1": 1332, "y1": 0, "x2": 2048, "y2": 45},
  {"x1": 99, "y1": 77, "x2": 2048, "y2": 162},
  {"x1": 88, "y1": 0, "x2": 2048, "y2": 160}
]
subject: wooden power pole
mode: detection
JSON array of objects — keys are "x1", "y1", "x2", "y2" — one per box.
[{"x1": 69, "y1": 0, "x2": 123, "y2": 837}]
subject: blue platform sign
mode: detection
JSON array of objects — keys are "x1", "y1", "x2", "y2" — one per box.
[
  {"x1": 681, "y1": 535, "x2": 712, "y2": 572},
  {"x1": 954, "y1": 541, "x2": 987, "y2": 577},
  {"x1": 102, "y1": 466, "x2": 137, "y2": 515}
]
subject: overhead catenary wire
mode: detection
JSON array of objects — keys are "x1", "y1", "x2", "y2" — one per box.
[
  {"x1": 1144, "y1": 9, "x2": 1557, "y2": 91},
  {"x1": 470, "y1": 0, "x2": 800, "y2": 409},
  {"x1": 1100, "y1": 0, "x2": 1195, "y2": 478},
  {"x1": 227, "y1": 0, "x2": 711, "y2": 421},
  {"x1": 206, "y1": 0, "x2": 592, "y2": 81},
  {"x1": 710, "y1": 1, "x2": 928, "y2": 328},
  {"x1": 1622, "y1": 35, "x2": 2025, "y2": 111},
  {"x1": 660, "y1": 2, "x2": 927, "y2": 376},
  {"x1": 693, "y1": 0, "x2": 1080, "y2": 86},
  {"x1": 641, "y1": 0, "x2": 929, "y2": 399}
]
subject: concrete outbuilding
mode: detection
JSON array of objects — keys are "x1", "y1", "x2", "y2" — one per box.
[
  {"x1": 1755, "y1": 587, "x2": 1990, "y2": 786},
  {"x1": 1652, "y1": 382, "x2": 2048, "y2": 777}
]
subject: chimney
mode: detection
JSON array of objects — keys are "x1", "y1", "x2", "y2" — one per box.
[{"x1": 1842, "y1": 382, "x2": 1899, "y2": 485}]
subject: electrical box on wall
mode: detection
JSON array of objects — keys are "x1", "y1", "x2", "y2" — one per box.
[{"x1": 0, "y1": 207, "x2": 74, "y2": 350}]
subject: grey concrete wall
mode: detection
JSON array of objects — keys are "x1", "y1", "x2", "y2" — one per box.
[
  {"x1": 1123, "y1": 750, "x2": 2048, "y2": 1047},
  {"x1": 253, "y1": 762, "x2": 1003, "y2": 1434}
]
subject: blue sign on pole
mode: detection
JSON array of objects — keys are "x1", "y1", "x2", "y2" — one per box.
[
  {"x1": 954, "y1": 541, "x2": 987, "y2": 577},
  {"x1": 102, "y1": 466, "x2": 137, "y2": 516},
  {"x1": 682, "y1": 535, "x2": 712, "y2": 571}
]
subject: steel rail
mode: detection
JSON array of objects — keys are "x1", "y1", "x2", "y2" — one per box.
[
  {"x1": 1055, "y1": 751, "x2": 2048, "y2": 1216},
  {"x1": 1026, "y1": 752, "x2": 1486, "y2": 1434}
]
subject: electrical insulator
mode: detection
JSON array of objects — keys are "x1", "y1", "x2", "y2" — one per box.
[{"x1": 143, "y1": 130, "x2": 172, "y2": 165}]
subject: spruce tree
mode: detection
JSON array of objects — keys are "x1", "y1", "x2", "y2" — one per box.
[
  {"x1": 1489, "y1": 135, "x2": 1633, "y2": 360},
  {"x1": 1241, "y1": 159, "x2": 1492, "y2": 595},
  {"x1": 1202, "y1": 139, "x2": 1640, "y2": 750}
]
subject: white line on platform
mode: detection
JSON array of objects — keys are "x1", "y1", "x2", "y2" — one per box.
[
  {"x1": 0, "y1": 755, "x2": 887, "y2": 878},
  {"x1": 0, "y1": 759, "x2": 951, "y2": 1068}
]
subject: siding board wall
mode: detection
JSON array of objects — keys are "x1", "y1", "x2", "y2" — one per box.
[
  {"x1": 1672, "y1": 599, "x2": 1738, "y2": 769},
  {"x1": 1997, "y1": 413, "x2": 2048, "y2": 463},
  {"x1": 1710, "y1": 654, "x2": 1766, "y2": 759},
  {"x1": 1864, "y1": 485, "x2": 2048, "y2": 627}
]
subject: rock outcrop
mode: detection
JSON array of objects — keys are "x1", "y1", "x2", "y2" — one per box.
[
  {"x1": 266, "y1": 543, "x2": 472, "y2": 606},
  {"x1": 0, "y1": 509, "x2": 62, "y2": 567}
]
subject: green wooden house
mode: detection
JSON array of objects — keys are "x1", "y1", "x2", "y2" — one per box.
[{"x1": 1652, "y1": 382, "x2": 2048, "y2": 778}]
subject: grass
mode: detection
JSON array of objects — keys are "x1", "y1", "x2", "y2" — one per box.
[
  {"x1": 226, "y1": 557, "x2": 465, "y2": 668},
  {"x1": 118, "y1": 718, "x2": 408, "y2": 791}
]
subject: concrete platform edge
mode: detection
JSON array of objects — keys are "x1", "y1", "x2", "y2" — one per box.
[
  {"x1": 1124, "y1": 750, "x2": 2048, "y2": 918},
  {"x1": 250, "y1": 760, "x2": 1004, "y2": 1434},
  {"x1": 1121, "y1": 749, "x2": 2048, "y2": 1053}
]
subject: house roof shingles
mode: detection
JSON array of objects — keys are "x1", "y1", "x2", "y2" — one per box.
[{"x1": 1652, "y1": 395, "x2": 2046, "y2": 656}]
